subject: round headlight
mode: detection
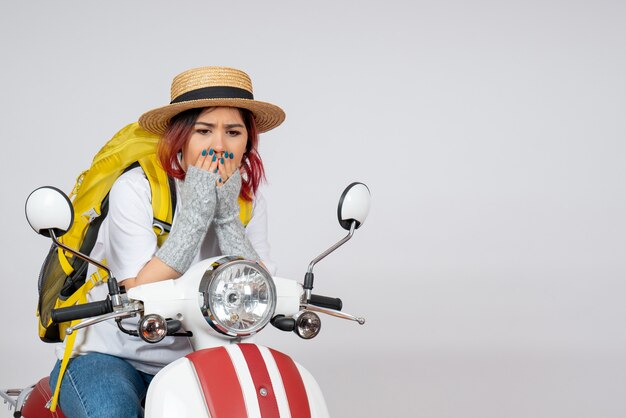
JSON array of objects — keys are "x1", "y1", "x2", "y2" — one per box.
[{"x1": 199, "y1": 257, "x2": 276, "y2": 337}]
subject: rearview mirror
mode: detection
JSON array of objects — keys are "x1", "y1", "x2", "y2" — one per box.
[
  {"x1": 303, "y1": 182, "x2": 371, "y2": 301},
  {"x1": 25, "y1": 186, "x2": 73, "y2": 238},
  {"x1": 337, "y1": 182, "x2": 370, "y2": 231}
]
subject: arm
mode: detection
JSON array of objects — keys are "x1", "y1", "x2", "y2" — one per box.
[
  {"x1": 214, "y1": 169, "x2": 260, "y2": 261},
  {"x1": 125, "y1": 172, "x2": 274, "y2": 289},
  {"x1": 123, "y1": 165, "x2": 220, "y2": 289},
  {"x1": 121, "y1": 257, "x2": 180, "y2": 289},
  {"x1": 103, "y1": 169, "x2": 201, "y2": 291}
]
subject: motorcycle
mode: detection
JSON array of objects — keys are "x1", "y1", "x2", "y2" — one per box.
[{"x1": 1, "y1": 182, "x2": 370, "y2": 417}]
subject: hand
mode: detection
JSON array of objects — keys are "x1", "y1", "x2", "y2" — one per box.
[
  {"x1": 215, "y1": 169, "x2": 242, "y2": 223},
  {"x1": 194, "y1": 147, "x2": 220, "y2": 175},
  {"x1": 216, "y1": 150, "x2": 239, "y2": 187},
  {"x1": 212, "y1": 167, "x2": 259, "y2": 261}
]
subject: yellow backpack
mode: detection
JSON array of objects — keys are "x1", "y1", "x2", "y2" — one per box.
[{"x1": 36, "y1": 122, "x2": 253, "y2": 343}]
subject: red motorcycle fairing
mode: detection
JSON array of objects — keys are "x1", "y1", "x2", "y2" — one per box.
[
  {"x1": 18, "y1": 344, "x2": 319, "y2": 418},
  {"x1": 19, "y1": 376, "x2": 66, "y2": 418},
  {"x1": 186, "y1": 344, "x2": 312, "y2": 418}
]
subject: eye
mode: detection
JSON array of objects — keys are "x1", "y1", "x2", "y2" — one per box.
[
  {"x1": 227, "y1": 130, "x2": 242, "y2": 137},
  {"x1": 196, "y1": 129, "x2": 211, "y2": 135}
]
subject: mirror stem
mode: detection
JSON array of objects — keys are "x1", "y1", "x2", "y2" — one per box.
[
  {"x1": 303, "y1": 221, "x2": 356, "y2": 301},
  {"x1": 49, "y1": 229, "x2": 122, "y2": 305},
  {"x1": 49, "y1": 229, "x2": 110, "y2": 275}
]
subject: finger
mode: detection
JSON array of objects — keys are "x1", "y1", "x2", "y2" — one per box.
[
  {"x1": 207, "y1": 150, "x2": 219, "y2": 174},
  {"x1": 217, "y1": 154, "x2": 227, "y2": 185},
  {"x1": 194, "y1": 148, "x2": 209, "y2": 168},
  {"x1": 206, "y1": 148, "x2": 217, "y2": 171},
  {"x1": 202, "y1": 148, "x2": 217, "y2": 171},
  {"x1": 225, "y1": 151, "x2": 235, "y2": 178}
]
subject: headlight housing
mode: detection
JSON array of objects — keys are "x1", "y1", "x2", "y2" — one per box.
[{"x1": 199, "y1": 257, "x2": 276, "y2": 337}]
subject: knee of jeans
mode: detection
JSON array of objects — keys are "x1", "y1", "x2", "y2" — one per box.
[{"x1": 60, "y1": 366, "x2": 144, "y2": 418}]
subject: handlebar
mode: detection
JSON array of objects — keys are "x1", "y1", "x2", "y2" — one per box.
[
  {"x1": 309, "y1": 294, "x2": 343, "y2": 311},
  {"x1": 51, "y1": 299, "x2": 113, "y2": 324}
]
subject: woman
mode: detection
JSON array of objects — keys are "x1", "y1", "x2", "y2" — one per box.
[{"x1": 49, "y1": 66, "x2": 285, "y2": 418}]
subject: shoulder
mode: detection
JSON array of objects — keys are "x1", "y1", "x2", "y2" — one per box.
[
  {"x1": 114, "y1": 166, "x2": 150, "y2": 189},
  {"x1": 109, "y1": 166, "x2": 152, "y2": 209},
  {"x1": 111, "y1": 166, "x2": 150, "y2": 196}
]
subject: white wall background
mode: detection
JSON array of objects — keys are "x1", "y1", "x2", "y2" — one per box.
[{"x1": 1, "y1": 1, "x2": 625, "y2": 417}]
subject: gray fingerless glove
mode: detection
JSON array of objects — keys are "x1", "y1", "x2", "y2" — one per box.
[
  {"x1": 156, "y1": 166, "x2": 218, "y2": 273},
  {"x1": 214, "y1": 170, "x2": 260, "y2": 261}
]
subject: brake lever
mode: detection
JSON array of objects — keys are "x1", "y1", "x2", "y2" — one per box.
[
  {"x1": 66, "y1": 301, "x2": 143, "y2": 335},
  {"x1": 300, "y1": 304, "x2": 365, "y2": 325}
]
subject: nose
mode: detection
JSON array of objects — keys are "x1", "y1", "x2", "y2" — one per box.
[{"x1": 211, "y1": 132, "x2": 225, "y2": 153}]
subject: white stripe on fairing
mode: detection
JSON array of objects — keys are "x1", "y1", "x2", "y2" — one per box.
[
  {"x1": 225, "y1": 344, "x2": 260, "y2": 418},
  {"x1": 295, "y1": 362, "x2": 330, "y2": 418},
  {"x1": 258, "y1": 346, "x2": 291, "y2": 418}
]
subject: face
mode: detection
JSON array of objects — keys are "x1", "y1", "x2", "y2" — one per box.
[{"x1": 181, "y1": 107, "x2": 248, "y2": 172}]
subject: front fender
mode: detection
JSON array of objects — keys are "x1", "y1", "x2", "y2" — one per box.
[{"x1": 145, "y1": 343, "x2": 329, "y2": 418}]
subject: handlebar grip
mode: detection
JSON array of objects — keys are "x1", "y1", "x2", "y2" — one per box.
[
  {"x1": 309, "y1": 294, "x2": 343, "y2": 311},
  {"x1": 51, "y1": 299, "x2": 113, "y2": 324}
]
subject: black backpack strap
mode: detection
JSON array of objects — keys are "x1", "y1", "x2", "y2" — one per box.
[{"x1": 168, "y1": 175, "x2": 177, "y2": 218}]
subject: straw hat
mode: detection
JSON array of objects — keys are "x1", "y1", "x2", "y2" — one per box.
[{"x1": 139, "y1": 66, "x2": 285, "y2": 135}]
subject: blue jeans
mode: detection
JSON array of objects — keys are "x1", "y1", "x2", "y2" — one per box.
[{"x1": 49, "y1": 353, "x2": 154, "y2": 418}]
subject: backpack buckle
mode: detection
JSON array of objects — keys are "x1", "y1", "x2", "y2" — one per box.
[
  {"x1": 89, "y1": 268, "x2": 108, "y2": 287},
  {"x1": 153, "y1": 223, "x2": 165, "y2": 236},
  {"x1": 83, "y1": 208, "x2": 100, "y2": 223},
  {"x1": 152, "y1": 219, "x2": 171, "y2": 236}
]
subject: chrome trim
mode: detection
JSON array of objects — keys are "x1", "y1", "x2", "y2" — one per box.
[
  {"x1": 65, "y1": 301, "x2": 143, "y2": 334},
  {"x1": 305, "y1": 221, "x2": 356, "y2": 300},
  {"x1": 50, "y1": 229, "x2": 111, "y2": 279},
  {"x1": 301, "y1": 303, "x2": 365, "y2": 325},
  {"x1": 138, "y1": 314, "x2": 168, "y2": 343},
  {"x1": 199, "y1": 257, "x2": 277, "y2": 337},
  {"x1": 15, "y1": 385, "x2": 33, "y2": 415},
  {"x1": 0, "y1": 388, "x2": 19, "y2": 409},
  {"x1": 111, "y1": 293, "x2": 124, "y2": 307},
  {"x1": 0, "y1": 384, "x2": 34, "y2": 415},
  {"x1": 294, "y1": 310, "x2": 322, "y2": 339}
]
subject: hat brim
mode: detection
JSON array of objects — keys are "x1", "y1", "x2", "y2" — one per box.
[{"x1": 138, "y1": 98, "x2": 285, "y2": 135}]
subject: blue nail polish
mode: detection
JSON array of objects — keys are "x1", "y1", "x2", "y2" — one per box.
[
  {"x1": 229, "y1": 152, "x2": 234, "y2": 159},
  {"x1": 201, "y1": 149, "x2": 207, "y2": 156},
  {"x1": 214, "y1": 168, "x2": 218, "y2": 173},
  {"x1": 209, "y1": 148, "x2": 214, "y2": 155},
  {"x1": 212, "y1": 155, "x2": 216, "y2": 162},
  {"x1": 218, "y1": 178, "x2": 222, "y2": 183},
  {"x1": 225, "y1": 153, "x2": 229, "y2": 159},
  {"x1": 220, "y1": 158, "x2": 224, "y2": 164}
]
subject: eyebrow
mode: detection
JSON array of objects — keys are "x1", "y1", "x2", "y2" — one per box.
[{"x1": 195, "y1": 122, "x2": 245, "y2": 129}]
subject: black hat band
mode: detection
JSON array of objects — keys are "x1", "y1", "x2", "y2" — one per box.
[{"x1": 171, "y1": 86, "x2": 254, "y2": 104}]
